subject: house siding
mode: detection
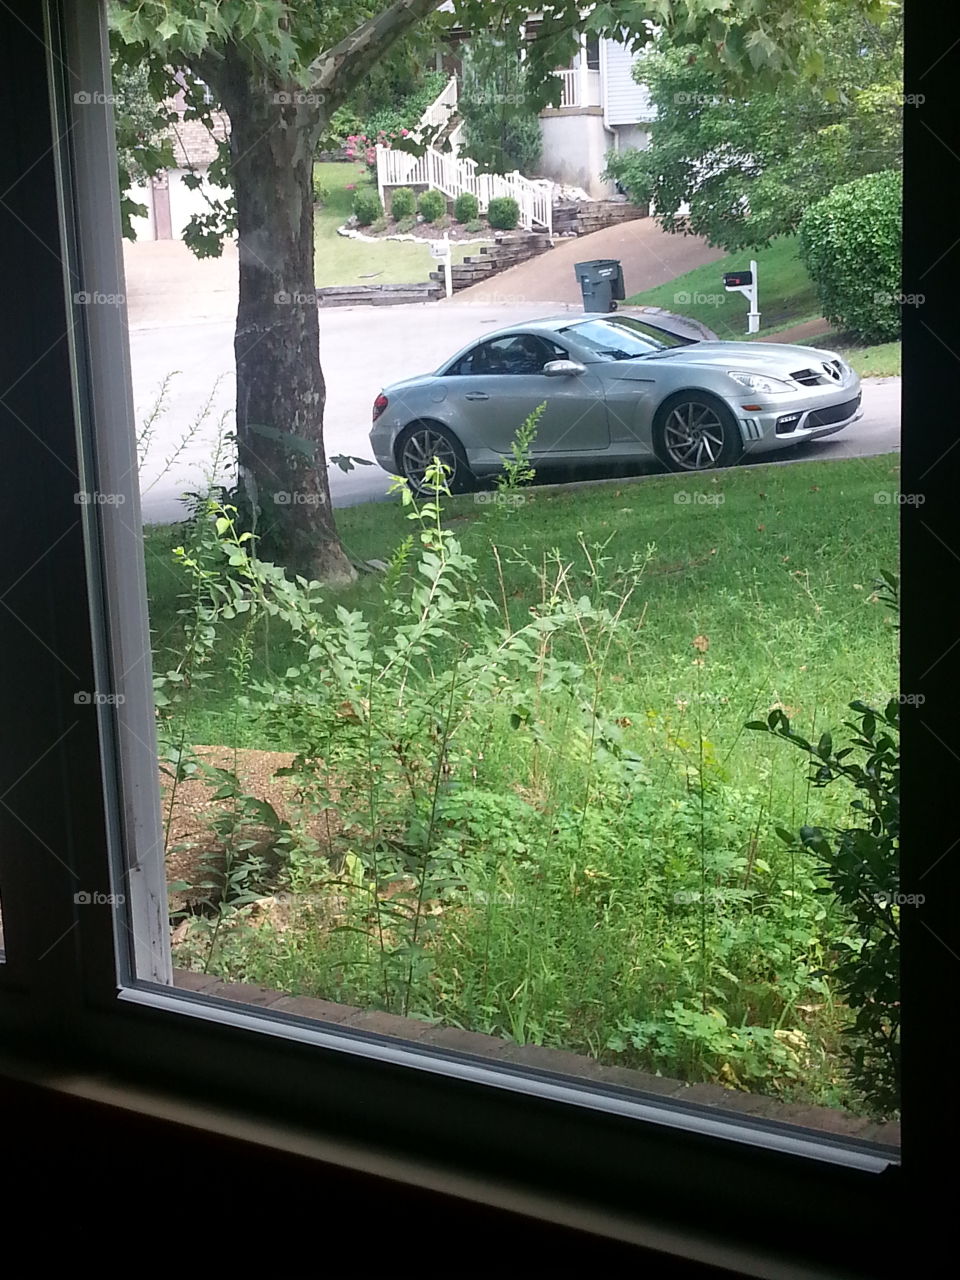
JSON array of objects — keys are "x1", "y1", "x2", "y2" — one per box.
[{"x1": 602, "y1": 37, "x2": 656, "y2": 126}]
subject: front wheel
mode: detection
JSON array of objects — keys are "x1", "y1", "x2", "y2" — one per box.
[
  {"x1": 396, "y1": 422, "x2": 473, "y2": 495},
  {"x1": 653, "y1": 394, "x2": 743, "y2": 472}
]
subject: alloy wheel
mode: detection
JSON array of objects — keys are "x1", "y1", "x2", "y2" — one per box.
[
  {"x1": 662, "y1": 401, "x2": 728, "y2": 471},
  {"x1": 399, "y1": 426, "x2": 459, "y2": 492}
]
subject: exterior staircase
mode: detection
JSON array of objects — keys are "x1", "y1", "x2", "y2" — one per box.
[{"x1": 375, "y1": 76, "x2": 554, "y2": 234}]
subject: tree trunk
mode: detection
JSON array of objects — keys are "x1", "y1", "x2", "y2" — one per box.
[{"x1": 216, "y1": 53, "x2": 356, "y2": 586}]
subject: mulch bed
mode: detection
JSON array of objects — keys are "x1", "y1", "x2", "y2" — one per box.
[{"x1": 161, "y1": 745, "x2": 342, "y2": 913}]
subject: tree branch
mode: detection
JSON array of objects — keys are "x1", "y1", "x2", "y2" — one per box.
[{"x1": 309, "y1": 0, "x2": 442, "y2": 105}]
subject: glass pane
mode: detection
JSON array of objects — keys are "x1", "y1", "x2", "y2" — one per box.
[{"x1": 114, "y1": 6, "x2": 902, "y2": 1147}]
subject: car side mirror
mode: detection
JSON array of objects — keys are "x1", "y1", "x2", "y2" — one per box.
[{"x1": 543, "y1": 359, "x2": 586, "y2": 377}]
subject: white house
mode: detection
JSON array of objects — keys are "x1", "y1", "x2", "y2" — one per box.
[
  {"x1": 436, "y1": 5, "x2": 657, "y2": 200},
  {"x1": 124, "y1": 85, "x2": 231, "y2": 242},
  {"x1": 538, "y1": 32, "x2": 656, "y2": 197}
]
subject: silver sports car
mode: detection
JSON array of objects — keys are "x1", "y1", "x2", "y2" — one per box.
[{"x1": 369, "y1": 314, "x2": 863, "y2": 492}]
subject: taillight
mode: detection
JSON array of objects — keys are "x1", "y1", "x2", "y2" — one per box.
[{"x1": 372, "y1": 393, "x2": 388, "y2": 422}]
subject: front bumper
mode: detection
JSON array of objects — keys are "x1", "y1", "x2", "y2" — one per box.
[{"x1": 736, "y1": 384, "x2": 863, "y2": 456}]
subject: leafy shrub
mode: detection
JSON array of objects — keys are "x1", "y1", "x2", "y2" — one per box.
[
  {"x1": 395, "y1": 215, "x2": 416, "y2": 234},
  {"x1": 317, "y1": 104, "x2": 363, "y2": 153},
  {"x1": 311, "y1": 170, "x2": 329, "y2": 205},
  {"x1": 362, "y1": 70, "x2": 447, "y2": 139},
  {"x1": 160, "y1": 437, "x2": 897, "y2": 1112},
  {"x1": 747, "y1": 574, "x2": 901, "y2": 1117},
  {"x1": 798, "y1": 170, "x2": 902, "y2": 342},
  {"x1": 460, "y1": 35, "x2": 542, "y2": 174},
  {"x1": 417, "y1": 188, "x2": 446, "y2": 223},
  {"x1": 487, "y1": 196, "x2": 519, "y2": 231},
  {"x1": 454, "y1": 191, "x2": 479, "y2": 223},
  {"x1": 464, "y1": 218, "x2": 483, "y2": 233},
  {"x1": 390, "y1": 186, "x2": 416, "y2": 219},
  {"x1": 353, "y1": 188, "x2": 382, "y2": 226}
]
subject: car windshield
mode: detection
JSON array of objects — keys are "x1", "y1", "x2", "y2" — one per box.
[{"x1": 562, "y1": 317, "x2": 694, "y2": 360}]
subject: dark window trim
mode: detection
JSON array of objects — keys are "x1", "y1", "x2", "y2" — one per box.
[{"x1": 1, "y1": 0, "x2": 956, "y2": 1271}]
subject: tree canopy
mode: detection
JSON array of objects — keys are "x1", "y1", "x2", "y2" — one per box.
[{"x1": 606, "y1": 0, "x2": 902, "y2": 252}]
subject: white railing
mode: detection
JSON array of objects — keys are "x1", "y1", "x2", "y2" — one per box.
[
  {"x1": 376, "y1": 143, "x2": 553, "y2": 234},
  {"x1": 446, "y1": 118, "x2": 464, "y2": 157},
  {"x1": 374, "y1": 73, "x2": 553, "y2": 234},
  {"x1": 553, "y1": 68, "x2": 579, "y2": 108},
  {"x1": 416, "y1": 74, "x2": 458, "y2": 138}
]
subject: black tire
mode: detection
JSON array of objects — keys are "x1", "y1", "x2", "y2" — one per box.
[
  {"x1": 395, "y1": 421, "x2": 474, "y2": 495},
  {"x1": 653, "y1": 392, "x2": 743, "y2": 472}
]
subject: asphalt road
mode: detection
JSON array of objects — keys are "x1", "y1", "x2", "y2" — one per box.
[{"x1": 130, "y1": 302, "x2": 901, "y2": 523}]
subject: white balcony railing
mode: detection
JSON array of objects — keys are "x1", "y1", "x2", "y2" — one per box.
[{"x1": 553, "y1": 68, "x2": 579, "y2": 108}]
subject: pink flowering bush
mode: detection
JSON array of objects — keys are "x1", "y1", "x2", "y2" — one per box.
[{"x1": 345, "y1": 129, "x2": 408, "y2": 170}]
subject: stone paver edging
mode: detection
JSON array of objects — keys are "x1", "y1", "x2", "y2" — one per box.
[
  {"x1": 336, "y1": 222, "x2": 495, "y2": 248},
  {"x1": 173, "y1": 969, "x2": 900, "y2": 1149}
]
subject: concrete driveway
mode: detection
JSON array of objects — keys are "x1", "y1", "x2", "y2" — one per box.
[
  {"x1": 124, "y1": 240, "x2": 901, "y2": 523},
  {"x1": 448, "y1": 216, "x2": 726, "y2": 306}
]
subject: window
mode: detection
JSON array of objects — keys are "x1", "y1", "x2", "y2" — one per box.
[
  {"x1": 6, "y1": 0, "x2": 953, "y2": 1270},
  {"x1": 449, "y1": 333, "x2": 569, "y2": 375},
  {"x1": 585, "y1": 36, "x2": 601, "y2": 71},
  {"x1": 562, "y1": 316, "x2": 692, "y2": 358}
]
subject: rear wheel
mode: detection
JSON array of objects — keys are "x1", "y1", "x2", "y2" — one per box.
[
  {"x1": 396, "y1": 422, "x2": 473, "y2": 495},
  {"x1": 653, "y1": 393, "x2": 743, "y2": 472}
]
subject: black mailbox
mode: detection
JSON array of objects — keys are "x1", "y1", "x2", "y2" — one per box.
[{"x1": 723, "y1": 270, "x2": 753, "y2": 287}]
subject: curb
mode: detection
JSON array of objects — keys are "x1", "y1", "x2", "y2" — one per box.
[{"x1": 618, "y1": 304, "x2": 718, "y2": 342}]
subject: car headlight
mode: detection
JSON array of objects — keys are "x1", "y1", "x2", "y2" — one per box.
[{"x1": 728, "y1": 370, "x2": 796, "y2": 395}]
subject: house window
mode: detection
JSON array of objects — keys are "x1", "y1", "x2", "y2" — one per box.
[{"x1": 585, "y1": 36, "x2": 600, "y2": 71}]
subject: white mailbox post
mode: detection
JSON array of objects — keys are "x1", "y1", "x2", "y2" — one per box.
[
  {"x1": 724, "y1": 259, "x2": 760, "y2": 334},
  {"x1": 430, "y1": 234, "x2": 453, "y2": 299}
]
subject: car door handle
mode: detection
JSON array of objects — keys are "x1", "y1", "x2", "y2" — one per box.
[{"x1": 464, "y1": 392, "x2": 489, "y2": 401}]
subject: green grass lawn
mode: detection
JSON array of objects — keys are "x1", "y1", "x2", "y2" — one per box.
[
  {"x1": 147, "y1": 456, "x2": 900, "y2": 749},
  {"x1": 802, "y1": 332, "x2": 901, "y2": 378},
  {"x1": 313, "y1": 161, "x2": 473, "y2": 286},
  {"x1": 625, "y1": 233, "x2": 901, "y2": 377},
  {"x1": 625, "y1": 234, "x2": 820, "y2": 339},
  {"x1": 150, "y1": 457, "x2": 900, "y2": 1108}
]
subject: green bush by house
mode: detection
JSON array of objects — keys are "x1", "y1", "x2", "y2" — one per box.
[
  {"x1": 798, "y1": 170, "x2": 902, "y2": 342},
  {"x1": 487, "y1": 196, "x2": 519, "y2": 231},
  {"x1": 353, "y1": 188, "x2": 383, "y2": 227},
  {"x1": 390, "y1": 186, "x2": 416, "y2": 219},
  {"x1": 454, "y1": 191, "x2": 479, "y2": 223},
  {"x1": 417, "y1": 188, "x2": 446, "y2": 223}
]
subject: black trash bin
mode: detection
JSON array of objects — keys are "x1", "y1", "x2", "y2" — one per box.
[{"x1": 574, "y1": 259, "x2": 625, "y2": 312}]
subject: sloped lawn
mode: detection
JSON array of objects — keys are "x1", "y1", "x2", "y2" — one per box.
[{"x1": 313, "y1": 161, "x2": 472, "y2": 286}]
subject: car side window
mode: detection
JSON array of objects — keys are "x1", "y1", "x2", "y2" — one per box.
[{"x1": 449, "y1": 335, "x2": 567, "y2": 377}]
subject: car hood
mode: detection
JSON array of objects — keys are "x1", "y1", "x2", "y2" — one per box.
[{"x1": 646, "y1": 341, "x2": 841, "y2": 376}]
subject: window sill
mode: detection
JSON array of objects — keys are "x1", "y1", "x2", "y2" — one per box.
[{"x1": 172, "y1": 968, "x2": 901, "y2": 1150}]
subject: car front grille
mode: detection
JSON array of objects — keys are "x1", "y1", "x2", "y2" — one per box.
[
  {"x1": 790, "y1": 360, "x2": 845, "y2": 387},
  {"x1": 805, "y1": 394, "x2": 862, "y2": 428}
]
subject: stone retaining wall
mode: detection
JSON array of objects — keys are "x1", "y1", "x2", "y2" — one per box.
[
  {"x1": 430, "y1": 230, "x2": 553, "y2": 294},
  {"x1": 553, "y1": 198, "x2": 648, "y2": 237},
  {"x1": 316, "y1": 281, "x2": 442, "y2": 307}
]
